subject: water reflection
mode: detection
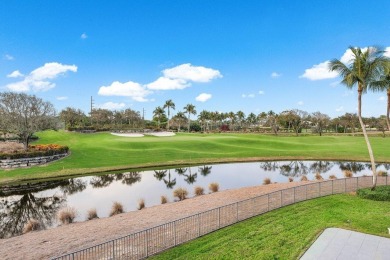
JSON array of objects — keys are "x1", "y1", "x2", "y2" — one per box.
[
  {"x1": 0, "y1": 160, "x2": 388, "y2": 239},
  {"x1": 0, "y1": 180, "x2": 66, "y2": 238}
]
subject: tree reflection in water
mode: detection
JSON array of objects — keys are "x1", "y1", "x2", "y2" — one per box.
[
  {"x1": 337, "y1": 162, "x2": 365, "y2": 173},
  {"x1": 199, "y1": 165, "x2": 212, "y2": 176},
  {"x1": 183, "y1": 168, "x2": 197, "y2": 185},
  {"x1": 153, "y1": 170, "x2": 167, "y2": 181},
  {"x1": 89, "y1": 172, "x2": 141, "y2": 188},
  {"x1": 163, "y1": 170, "x2": 176, "y2": 189},
  {"x1": 0, "y1": 180, "x2": 66, "y2": 238}
]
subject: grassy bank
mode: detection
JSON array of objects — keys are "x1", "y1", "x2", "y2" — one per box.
[
  {"x1": 151, "y1": 194, "x2": 390, "y2": 259},
  {"x1": 1, "y1": 130, "x2": 390, "y2": 184}
]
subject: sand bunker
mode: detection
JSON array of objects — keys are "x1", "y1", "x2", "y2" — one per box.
[
  {"x1": 111, "y1": 133, "x2": 144, "y2": 137},
  {"x1": 147, "y1": 132, "x2": 176, "y2": 137}
]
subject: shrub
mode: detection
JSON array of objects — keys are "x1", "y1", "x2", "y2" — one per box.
[
  {"x1": 86, "y1": 208, "x2": 98, "y2": 220},
  {"x1": 160, "y1": 195, "x2": 168, "y2": 204},
  {"x1": 263, "y1": 178, "x2": 271, "y2": 185},
  {"x1": 344, "y1": 170, "x2": 353, "y2": 178},
  {"x1": 315, "y1": 173, "x2": 323, "y2": 181},
  {"x1": 23, "y1": 219, "x2": 41, "y2": 234},
  {"x1": 328, "y1": 175, "x2": 337, "y2": 180},
  {"x1": 378, "y1": 170, "x2": 388, "y2": 176},
  {"x1": 0, "y1": 144, "x2": 69, "y2": 160},
  {"x1": 194, "y1": 186, "x2": 204, "y2": 196},
  {"x1": 137, "y1": 199, "x2": 145, "y2": 210},
  {"x1": 173, "y1": 188, "x2": 188, "y2": 201},
  {"x1": 209, "y1": 182, "x2": 219, "y2": 192},
  {"x1": 109, "y1": 202, "x2": 124, "y2": 216},
  {"x1": 288, "y1": 177, "x2": 294, "y2": 182},
  {"x1": 357, "y1": 186, "x2": 390, "y2": 201},
  {"x1": 58, "y1": 207, "x2": 77, "y2": 224},
  {"x1": 300, "y1": 176, "x2": 308, "y2": 182}
]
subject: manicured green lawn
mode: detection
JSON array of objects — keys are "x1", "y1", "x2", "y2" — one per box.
[
  {"x1": 151, "y1": 194, "x2": 390, "y2": 260},
  {"x1": 1, "y1": 130, "x2": 390, "y2": 184}
]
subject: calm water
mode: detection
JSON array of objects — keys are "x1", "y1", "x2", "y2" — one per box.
[{"x1": 0, "y1": 160, "x2": 388, "y2": 238}]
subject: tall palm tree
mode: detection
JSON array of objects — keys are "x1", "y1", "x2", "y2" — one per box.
[
  {"x1": 329, "y1": 46, "x2": 388, "y2": 188},
  {"x1": 163, "y1": 99, "x2": 175, "y2": 130},
  {"x1": 371, "y1": 61, "x2": 390, "y2": 130},
  {"x1": 173, "y1": 111, "x2": 186, "y2": 131},
  {"x1": 236, "y1": 110, "x2": 245, "y2": 131},
  {"x1": 183, "y1": 104, "x2": 197, "y2": 132},
  {"x1": 153, "y1": 106, "x2": 165, "y2": 129}
]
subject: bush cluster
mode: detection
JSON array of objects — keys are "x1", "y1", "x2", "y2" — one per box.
[
  {"x1": 357, "y1": 186, "x2": 390, "y2": 201},
  {"x1": 0, "y1": 144, "x2": 69, "y2": 159}
]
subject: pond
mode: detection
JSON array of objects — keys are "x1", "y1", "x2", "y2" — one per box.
[{"x1": 0, "y1": 160, "x2": 388, "y2": 239}]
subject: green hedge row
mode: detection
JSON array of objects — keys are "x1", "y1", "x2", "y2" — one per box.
[
  {"x1": 0, "y1": 146, "x2": 69, "y2": 160},
  {"x1": 357, "y1": 185, "x2": 390, "y2": 201}
]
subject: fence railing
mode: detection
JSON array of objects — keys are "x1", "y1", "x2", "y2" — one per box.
[{"x1": 52, "y1": 176, "x2": 388, "y2": 260}]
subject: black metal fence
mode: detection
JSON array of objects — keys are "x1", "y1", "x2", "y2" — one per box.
[{"x1": 52, "y1": 176, "x2": 388, "y2": 260}]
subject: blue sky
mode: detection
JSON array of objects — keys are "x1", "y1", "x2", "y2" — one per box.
[{"x1": 1, "y1": 1, "x2": 390, "y2": 119}]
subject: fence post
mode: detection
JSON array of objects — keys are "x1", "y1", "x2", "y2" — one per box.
[
  {"x1": 293, "y1": 187, "x2": 296, "y2": 203},
  {"x1": 198, "y1": 214, "x2": 201, "y2": 236},
  {"x1": 236, "y1": 202, "x2": 239, "y2": 221},
  {"x1": 267, "y1": 194, "x2": 270, "y2": 212},
  {"x1": 112, "y1": 240, "x2": 115, "y2": 259},
  {"x1": 356, "y1": 177, "x2": 358, "y2": 191},
  {"x1": 318, "y1": 182, "x2": 321, "y2": 197},
  {"x1": 174, "y1": 222, "x2": 177, "y2": 246},
  {"x1": 218, "y1": 207, "x2": 221, "y2": 228},
  {"x1": 280, "y1": 191, "x2": 283, "y2": 207},
  {"x1": 344, "y1": 178, "x2": 347, "y2": 192},
  {"x1": 146, "y1": 230, "x2": 149, "y2": 257},
  {"x1": 332, "y1": 179, "x2": 334, "y2": 194}
]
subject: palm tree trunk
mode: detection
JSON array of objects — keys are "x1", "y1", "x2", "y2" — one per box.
[
  {"x1": 358, "y1": 88, "x2": 377, "y2": 189},
  {"x1": 387, "y1": 89, "x2": 390, "y2": 131},
  {"x1": 188, "y1": 114, "x2": 190, "y2": 133}
]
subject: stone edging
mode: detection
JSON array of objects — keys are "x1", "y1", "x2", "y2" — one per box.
[{"x1": 0, "y1": 153, "x2": 68, "y2": 169}]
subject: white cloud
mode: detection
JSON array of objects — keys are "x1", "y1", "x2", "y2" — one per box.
[
  {"x1": 385, "y1": 47, "x2": 390, "y2": 58},
  {"x1": 300, "y1": 61, "x2": 339, "y2": 80},
  {"x1": 302, "y1": 47, "x2": 390, "y2": 81},
  {"x1": 378, "y1": 96, "x2": 386, "y2": 101},
  {"x1": 7, "y1": 70, "x2": 24, "y2": 78},
  {"x1": 6, "y1": 62, "x2": 77, "y2": 92},
  {"x1": 99, "y1": 102, "x2": 126, "y2": 110},
  {"x1": 4, "y1": 54, "x2": 14, "y2": 60},
  {"x1": 98, "y1": 81, "x2": 152, "y2": 102},
  {"x1": 163, "y1": 63, "x2": 222, "y2": 82},
  {"x1": 56, "y1": 96, "x2": 68, "y2": 101},
  {"x1": 81, "y1": 33, "x2": 88, "y2": 39},
  {"x1": 146, "y1": 77, "x2": 189, "y2": 90},
  {"x1": 271, "y1": 72, "x2": 281, "y2": 78},
  {"x1": 258, "y1": 90, "x2": 265, "y2": 95},
  {"x1": 297, "y1": 101, "x2": 304, "y2": 106},
  {"x1": 242, "y1": 93, "x2": 255, "y2": 98},
  {"x1": 336, "y1": 106, "x2": 344, "y2": 112},
  {"x1": 195, "y1": 93, "x2": 212, "y2": 102}
]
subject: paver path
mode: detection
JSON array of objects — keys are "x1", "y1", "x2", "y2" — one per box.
[{"x1": 300, "y1": 228, "x2": 390, "y2": 260}]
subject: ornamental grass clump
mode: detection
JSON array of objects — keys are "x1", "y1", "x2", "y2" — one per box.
[
  {"x1": 173, "y1": 187, "x2": 188, "y2": 201},
  {"x1": 328, "y1": 175, "x2": 337, "y2": 180},
  {"x1": 137, "y1": 198, "x2": 145, "y2": 210},
  {"x1": 194, "y1": 186, "x2": 204, "y2": 196},
  {"x1": 344, "y1": 170, "x2": 353, "y2": 178},
  {"x1": 263, "y1": 178, "x2": 271, "y2": 185},
  {"x1": 209, "y1": 182, "x2": 219, "y2": 192},
  {"x1": 86, "y1": 208, "x2": 98, "y2": 220},
  {"x1": 300, "y1": 176, "x2": 308, "y2": 182},
  {"x1": 58, "y1": 207, "x2": 77, "y2": 224},
  {"x1": 23, "y1": 219, "x2": 41, "y2": 234},
  {"x1": 160, "y1": 195, "x2": 168, "y2": 204},
  {"x1": 315, "y1": 173, "x2": 323, "y2": 181},
  {"x1": 288, "y1": 177, "x2": 294, "y2": 182},
  {"x1": 378, "y1": 170, "x2": 388, "y2": 176},
  {"x1": 109, "y1": 201, "x2": 124, "y2": 216}
]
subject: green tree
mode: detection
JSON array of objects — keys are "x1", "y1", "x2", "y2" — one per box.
[
  {"x1": 371, "y1": 61, "x2": 390, "y2": 130},
  {"x1": 153, "y1": 106, "x2": 166, "y2": 129},
  {"x1": 163, "y1": 99, "x2": 175, "y2": 130},
  {"x1": 183, "y1": 104, "x2": 197, "y2": 132},
  {"x1": 0, "y1": 92, "x2": 57, "y2": 150},
  {"x1": 329, "y1": 46, "x2": 388, "y2": 188}
]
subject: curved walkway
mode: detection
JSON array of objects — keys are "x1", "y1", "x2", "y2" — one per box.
[{"x1": 0, "y1": 182, "x2": 302, "y2": 260}]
